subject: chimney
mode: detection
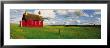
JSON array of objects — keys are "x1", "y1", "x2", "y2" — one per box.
[{"x1": 24, "y1": 10, "x2": 28, "y2": 15}]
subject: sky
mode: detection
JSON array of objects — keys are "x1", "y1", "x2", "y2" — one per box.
[{"x1": 10, "y1": 9, "x2": 101, "y2": 25}]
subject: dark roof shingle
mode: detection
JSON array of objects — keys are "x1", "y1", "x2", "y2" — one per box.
[{"x1": 22, "y1": 13, "x2": 43, "y2": 21}]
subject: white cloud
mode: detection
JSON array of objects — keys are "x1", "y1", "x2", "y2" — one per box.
[
  {"x1": 73, "y1": 10, "x2": 87, "y2": 16},
  {"x1": 55, "y1": 10, "x2": 68, "y2": 15},
  {"x1": 34, "y1": 10, "x2": 56, "y2": 18},
  {"x1": 90, "y1": 15, "x2": 94, "y2": 17},
  {"x1": 81, "y1": 10, "x2": 101, "y2": 18},
  {"x1": 10, "y1": 17, "x2": 22, "y2": 24},
  {"x1": 10, "y1": 9, "x2": 101, "y2": 25},
  {"x1": 98, "y1": 18, "x2": 101, "y2": 21},
  {"x1": 76, "y1": 20, "x2": 80, "y2": 23},
  {"x1": 95, "y1": 11, "x2": 101, "y2": 14},
  {"x1": 82, "y1": 13, "x2": 89, "y2": 17},
  {"x1": 55, "y1": 9, "x2": 83, "y2": 16},
  {"x1": 10, "y1": 9, "x2": 24, "y2": 24},
  {"x1": 67, "y1": 9, "x2": 78, "y2": 12}
]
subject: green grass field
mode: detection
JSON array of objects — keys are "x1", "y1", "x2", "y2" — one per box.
[{"x1": 10, "y1": 24, "x2": 101, "y2": 39}]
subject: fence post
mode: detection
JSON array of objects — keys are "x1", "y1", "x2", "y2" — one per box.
[{"x1": 58, "y1": 29, "x2": 61, "y2": 38}]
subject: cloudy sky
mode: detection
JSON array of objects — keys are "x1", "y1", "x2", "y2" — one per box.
[{"x1": 10, "y1": 9, "x2": 101, "y2": 25}]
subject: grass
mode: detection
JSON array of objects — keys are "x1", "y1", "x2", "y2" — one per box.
[{"x1": 10, "y1": 24, "x2": 101, "y2": 39}]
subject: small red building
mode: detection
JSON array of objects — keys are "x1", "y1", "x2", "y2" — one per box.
[{"x1": 20, "y1": 11, "x2": 43, "y2": 27}]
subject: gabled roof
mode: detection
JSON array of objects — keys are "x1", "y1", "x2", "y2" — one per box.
[{"x1": 22, "y1": 11, "x2": 43, "y2": 21}]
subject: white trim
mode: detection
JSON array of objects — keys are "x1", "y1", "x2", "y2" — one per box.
[{"x1": 4, "y1": 4, "x2": 107, "y2": 45}]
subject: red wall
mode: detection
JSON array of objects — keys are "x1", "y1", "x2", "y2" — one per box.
[{"x1": 20, "y1": 20, "x2": 43, "y2": 27}]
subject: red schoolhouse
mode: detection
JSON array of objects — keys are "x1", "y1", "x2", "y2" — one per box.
[{"x1": 20, "y1": 11, "x2": 43, "y2": 27}]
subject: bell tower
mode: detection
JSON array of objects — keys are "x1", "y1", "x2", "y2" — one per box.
[{"x1": 38, "y1": 11, "x2": 41, "y2": 15}]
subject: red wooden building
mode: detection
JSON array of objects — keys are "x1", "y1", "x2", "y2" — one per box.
[{"x1": 20, "y1": 11, "x2": 43, "y2": 27}]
